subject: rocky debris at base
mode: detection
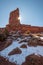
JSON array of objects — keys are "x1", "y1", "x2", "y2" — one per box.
[
  {"x1": 27, "y1": 37, "x2": 43, "y2": 46},
  {"x1": 8, "y1": 47, "x2": 22, "y2": 55},
  {"x1": 19, "y1": 39, "x2": 27, "y2": 43},
  {"x1": 22, "y1": 54, "x2": 43, "y2": 65},
  {"x1": 0, "y1": 32, "x2": 43, "y2": 51},
  {"x1": 20, "y1": 44, "x2": 27, "y2": 48},
  {"x1": 18, "y1": 36, "x2": 31, "y2": 43},
  {"x1": 0, "y1": 56, "x2": 16, "y2": 65}
]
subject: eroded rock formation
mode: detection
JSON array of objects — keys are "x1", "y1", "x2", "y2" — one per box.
[
  {"x1": 6, "y1": 8, "x2": 21, "y2": 31},
  {"x1": 9, "y1": 8, "x2": 20, "y2": 26},
  {"x1": 6, "y1": 8, "x2": 43, "y2": 33},
  {"x1": 0, "y1": 8, "x2": 43, "y2": 33}
]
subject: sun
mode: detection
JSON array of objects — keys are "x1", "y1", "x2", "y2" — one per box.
[{"x1": 18, "y1": 16, "x2": 21, "y2": 21}]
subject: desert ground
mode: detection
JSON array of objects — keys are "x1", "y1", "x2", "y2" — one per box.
[{"x1": 0, "y1": 31, "x2": 43, "y2": 65}]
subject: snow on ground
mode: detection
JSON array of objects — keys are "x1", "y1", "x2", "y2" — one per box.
[
  {"x1": 0, "y1": 37, "x2": 43, "y2": 65},
  {"x1": 40, "y1": 37, "x2": 43, "y2": 40}
]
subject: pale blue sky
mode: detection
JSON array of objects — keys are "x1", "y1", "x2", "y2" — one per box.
[{"x1": 0, "y1": 0, "x2": 43, "y2": 27}]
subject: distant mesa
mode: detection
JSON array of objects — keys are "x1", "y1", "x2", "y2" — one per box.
[{"x1": 0, "y1": 8, "x2": 43, "y2": 33}]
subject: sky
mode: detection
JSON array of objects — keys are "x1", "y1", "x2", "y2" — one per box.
[{"x1": 0, "y1": 0, "x2": 43, "y2": 27}]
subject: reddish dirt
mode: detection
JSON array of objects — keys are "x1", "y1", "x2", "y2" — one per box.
[
  {"x1": 0, "y1": 39, "x2": 12, "y2": 51},
  {"x1": 8, "y1": 47, "x2": 22, "y2": 55},
  {"x1": 20, "y1": 44, "x2": 27, "y2": 48},
  {"x1": 22, "y1": 54, "x2": 43, "y2": 65},
  {"x1": 0, "y1": 56, "x2": 16, "y2": 65}
]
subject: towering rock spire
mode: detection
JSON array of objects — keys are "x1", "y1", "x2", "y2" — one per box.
[{"x1": 9, "y1": 8, "x2": 20, "y2": 26}]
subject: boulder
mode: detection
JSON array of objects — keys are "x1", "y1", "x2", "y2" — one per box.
[
  {"x1": 27, "y1": 37, "x2": 43, "y2": 46},
  {"x1": 22, "y1": 54, "x2": 43, "y2": 65},
  {"x1": 20, "y1": 44, "x2": 27, "y2": 48},
  {"x1": 27, "y1": 37, "x2": 38, "y2": 46},
  {"x1": 8, "y1": 47, "x2": 22, "y2": 55}
]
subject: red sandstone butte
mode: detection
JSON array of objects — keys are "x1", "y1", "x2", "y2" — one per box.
[
  {"x1": 0, "y1": 8, "x2": 43, "y2": 33},
  {"x1": 6, "y1": 8, "x2": 43, "y2": 33},
  {"x1": 9, "y1": 8, "x2": 20, "y2": 25}
]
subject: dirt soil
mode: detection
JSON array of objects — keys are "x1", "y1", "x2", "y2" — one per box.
[
  {"x1": 22, "y1": 54, "x2": 43, "y2": 65},
  {"x1": 0, "y1": 56, "x2": 16, "y2": 65},
  {"x1": 0, "y1": 39, "x2": 12, "y2": 51}
]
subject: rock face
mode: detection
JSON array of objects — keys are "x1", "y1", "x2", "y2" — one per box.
[
  {"x1": 0, "y1": 8, "x2": 42, "y2": 33},
  {"x1": 6, "y1": 8, "x2": 43, "y2": 33},
  {"x1": 9, "y1": 8, "x2": 20, "y2": 26},
  {"x1": 6, "y1": 8, "x2": 21, "y2": 31}
]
